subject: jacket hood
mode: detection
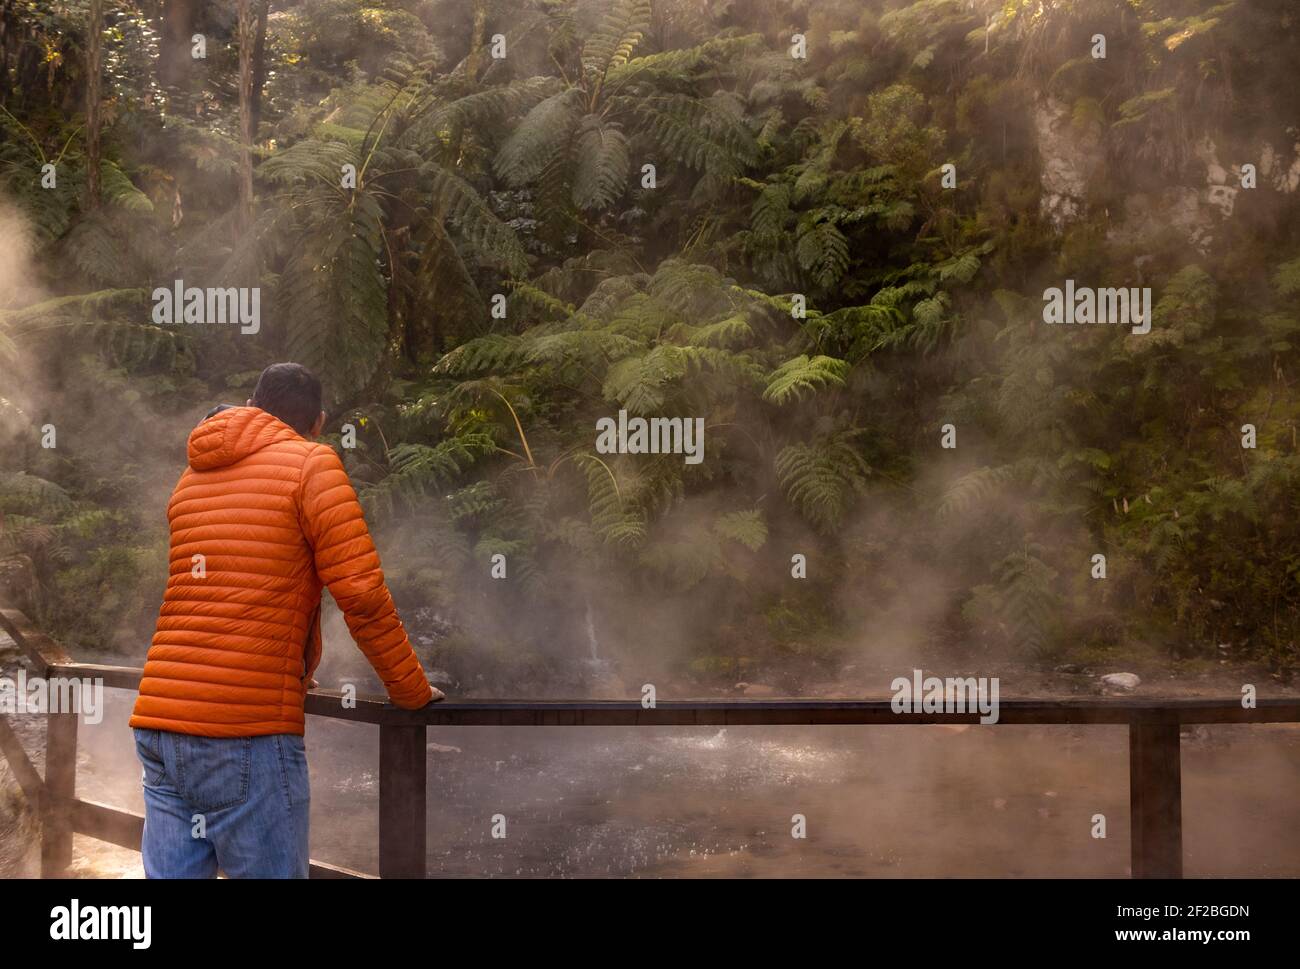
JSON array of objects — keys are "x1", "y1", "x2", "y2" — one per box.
[{"x1": 187, "y1": 406, "x2": 304, "y2": 471}]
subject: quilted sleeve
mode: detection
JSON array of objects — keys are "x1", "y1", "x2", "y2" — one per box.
[{"x1": 298, "y1": 444, "x2": 433, "y2": 709}]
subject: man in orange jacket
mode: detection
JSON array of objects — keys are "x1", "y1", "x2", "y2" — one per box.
[{"x1": 129, "y1": 362, "x2": 441, "y2": 878}]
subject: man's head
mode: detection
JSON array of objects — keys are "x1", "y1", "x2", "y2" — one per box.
[{"x1": 247, "y1": 363, "x2": 325, "y2": 438}]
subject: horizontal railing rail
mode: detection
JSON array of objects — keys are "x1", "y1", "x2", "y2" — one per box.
[
  {"x1": 44, "y1": 659, "x2": 1300, "y2": 726},
  {"x1": 3, "y1": 605, "x2": 1298, "y2": 878}
]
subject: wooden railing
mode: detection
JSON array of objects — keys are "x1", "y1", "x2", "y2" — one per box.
[{"x1": 2, "y1": 604, "x2": 1298, "y2": 878}]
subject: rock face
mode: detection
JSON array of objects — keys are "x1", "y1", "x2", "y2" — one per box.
[
  {"x1": 1198, "y1": 137, "x2": 1238, "y2": 219},
  {"x1": 1100, "y1": 672, "x2": 1141, "y2": 694},
  {"x1": 1035, "y1": 89, "x2": 1300, "y2": 256},
  {"x1": 1035, "y1": 97, "x2": 1103, "y2": 231},
  {"x1": 1261, "y1": 142, "x2": 1300, "y2": 193},
  {"x1": 1103, "y1": 139, "x2": 1232, "y2": 256}
]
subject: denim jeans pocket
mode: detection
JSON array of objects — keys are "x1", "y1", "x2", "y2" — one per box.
[
  {"x1": 274, "y1": 735, "x2": 310, "y2": 811},
  {"x1": 176, "y1": 734, "x2": 252, "y2": 812},
  {"x1": 133, "y1": 728, "x2": 166, "y2": 788}
]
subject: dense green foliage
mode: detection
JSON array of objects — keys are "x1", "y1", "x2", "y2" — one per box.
[{"x1": 2, "y1": 0, "x2": 1299, "y2": 687}]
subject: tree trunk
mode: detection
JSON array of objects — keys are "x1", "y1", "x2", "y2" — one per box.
[
  {"x1": 250, "y1": 0, "x2": 269, "y2": 133},
  {"x1": 470, "y1": 0, "x2": 488, "y2": 76},
  {"x1": 236, "y1": 0, "x2": 255, "y2": 232},
  {"x1": 85, "y1": 0, "x2": 103, "y2": 210},
  {"x1": 1, "y1": 1, "x2": 13, "y2": 105},
  {"x1": 158, "y1": 0, "x2": 198, "y2": 89}
]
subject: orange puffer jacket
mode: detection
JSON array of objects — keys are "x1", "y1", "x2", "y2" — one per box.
[{"x1": 129, "y1": 406, "x2": 432, "y2": 737}]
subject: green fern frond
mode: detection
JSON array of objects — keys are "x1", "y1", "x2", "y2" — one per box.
[
  {"x1": 631, "y1": 92, "x2": 758, "y2": 179},
  {"x1": 0, "y1": 472, "x2": 73, "y2": 515},
  {"x1": 602, "y1": 345, "x2": 688, "y2": 414},
  {"x1": 763, "y1": 354, "x2": 849, "y2": 404},
  {"x1": 276, "y1": 196, "x2": 389, "y2": 395},
  {"x1": 573, "y1": 452, "x2": 645, "y2": 547},
  {"x1": 714, "y1": 509, "x2": 768, "y2": 550},
  {"x1": 582, "y1": 0, "x2": 652, "y2": 80},
  {"x1": 751, "y1": 181, "x2": 794, "y2": 237},
  {"x1": 671, "y1": 313, "x2": 753, "y2": 349},
  {"x1": 526, "y1": 328, "x2": 639, "y2": 366},
  {"x1": 604, "y1": 34, "x2": 763, "y2": 89},
  {"x1": 775, "y1": 430, "x2": 870, "y2": 532},
  {"x1": 572, "y1": 115, "x2": 630, "y2": 210},
  {"x1": 427, "y1": 167, "x2": 528, "y2": 274},
  {"x1": 495, "y1": 88, "x2": 585, "y2": 186},
  {"x1": 362, "y1": 433, "x2": 496, "y2": 516},
  {"x1": 100, "y1": 161, "x2": 153, "y2": 212},
  {"x1": 402, "y1": 76, "x2": 562, "y2": 146},
  {"x1": 937, "y1": 464, "x2": 1018, "y2": 519},
  {"x1": 795, "y1": 215, "x2": 849, "y2": 288},
  {"x1": 433, "y1": 334, "x2": 529, "y2": 376},
  {"x1": 445, "y1": 480, "x2": 506, "y2": 522}
]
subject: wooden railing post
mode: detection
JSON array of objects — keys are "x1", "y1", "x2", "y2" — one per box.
[
  {"x1": 378, "y1": 722, "x2": 426, "y2": 878},
  {"x1": 1129, "y1": 721, "x2": 1182, "y2": 878},
  {"x1": 41, "y1": 708, "x2": 78, "y2": 876}
]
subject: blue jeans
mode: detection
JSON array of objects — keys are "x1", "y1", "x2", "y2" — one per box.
[{"x1": 133, "y1": 727, "x2": 310, "y2": 878}]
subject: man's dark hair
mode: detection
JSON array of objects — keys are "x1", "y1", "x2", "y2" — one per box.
[{"x1": 250, "y1": 363, "x2": 322, "y2": 436}]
